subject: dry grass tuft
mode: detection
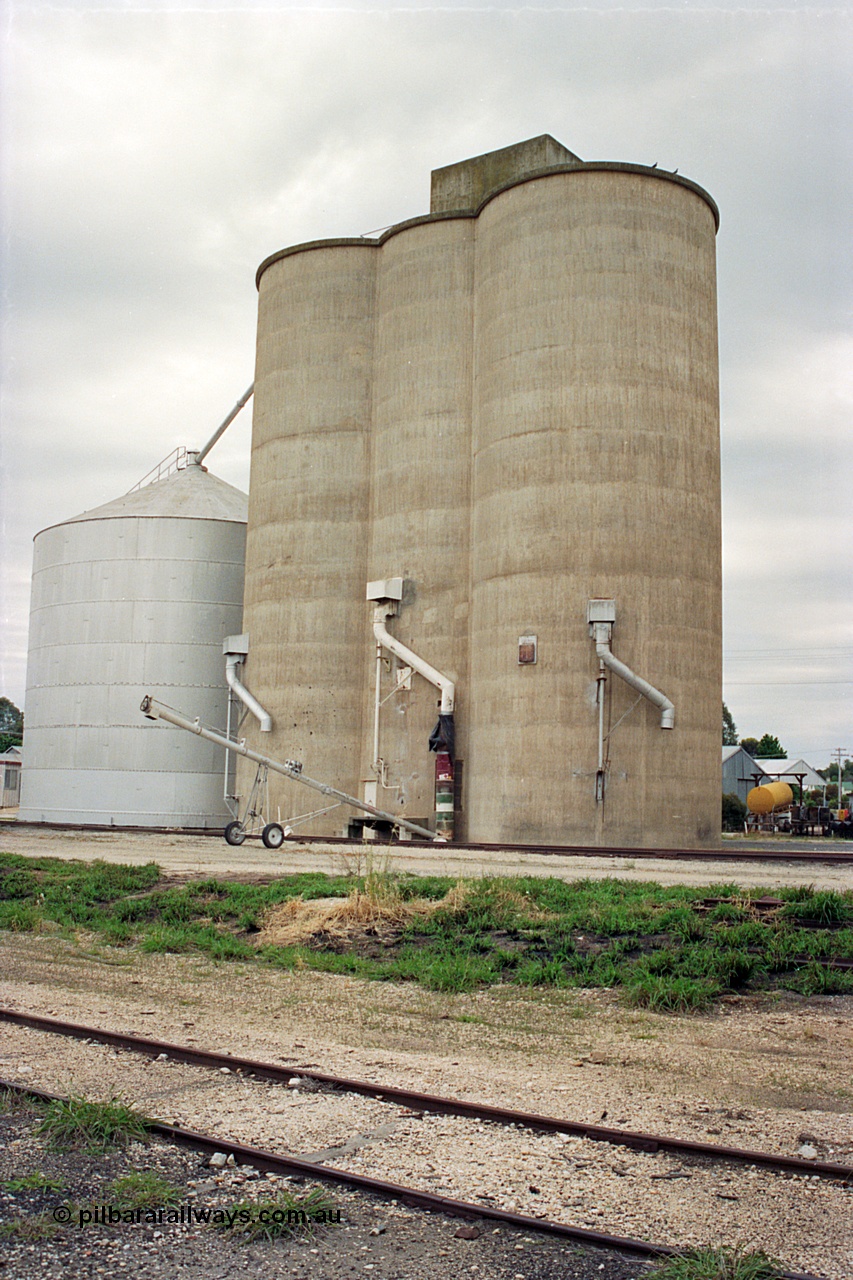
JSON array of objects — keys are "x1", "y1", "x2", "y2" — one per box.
[
  {"x1": 257, "y1": 887, "x2": 434, "y2": 947},
  {"x1": 256, "y1": 876, "x2": 552, "y2": 948}
]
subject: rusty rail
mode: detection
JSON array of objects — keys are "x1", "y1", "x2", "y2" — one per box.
[
  {"x1": 2, "y1": 1009, "x2": 849, "y2": 1182},
  {"x1": 0, "y1": 1076, "x2": 825, "y2": 1279}
]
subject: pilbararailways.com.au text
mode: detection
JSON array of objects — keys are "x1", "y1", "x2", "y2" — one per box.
[{"x1": 53, "y1": 1205, "x2": 342, "y2": 1229}]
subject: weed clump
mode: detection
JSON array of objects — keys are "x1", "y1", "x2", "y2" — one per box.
[
  {"x1": 106, "y1": 1172, "x2": 181, "y2": 1211},
  {"x1": 37, "y1": 1095, "x2": 150, "y2": 1152},
  {"x1": 645, "y1": 1245, "x2": 783, "y2": 1279},
  {"x1": 218, "y1": 1186, "x2": 340, "y2": 1243}
]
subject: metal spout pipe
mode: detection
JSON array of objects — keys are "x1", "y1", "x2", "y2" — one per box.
[
  {"x1": 372, "y1": 609, "x2": 455, "y2": 714},
  {"x1": 194, "y1": 384, "x2": 254, "y2": 466},
  {"x1": 225, "y1": 654, "x2": 272, "y2": 732},
  {"x1": 593, "y1": 623, "x2": 674, "y2": 730}
]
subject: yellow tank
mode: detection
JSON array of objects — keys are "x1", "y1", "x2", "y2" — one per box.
[{"x1": 747, "y1": 781, "x2": 794, "y2": 815}]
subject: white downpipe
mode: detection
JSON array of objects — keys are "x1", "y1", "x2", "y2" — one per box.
[
  {"x1": 593, "y1": 624, "x2": 674, "y2": 730},
  {"x1": 373, "y1": 639, "x2": 382, "y2": 770},
  {"x1": 596, "y1": 664, "x2": 607, "y2": 803},
  {"x1": 372, "y1": 610, "x2": 455, "y2": 714},
  {"x1": 225, "y1": 654, "x2": 272, "y2": 732}
]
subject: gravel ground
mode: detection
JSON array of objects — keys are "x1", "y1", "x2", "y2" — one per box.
[
  {"x1": 0, "y1": 1021, "x2": 850, "y2": 1278},
  {"x1": 0, "y1": 934, "x2": 851, "y2": 1278},
  {"x1": 3, "y1": 822, "x2": 852, "y2": 890},
  {"x1": 0, "y1": 1099, "x2": 649, "y2": 1280},
  {"x1": 1, "y1": 825, "x2": 852, "y2": 1276}
]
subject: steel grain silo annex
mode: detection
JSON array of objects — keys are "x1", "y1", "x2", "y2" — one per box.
[
  {"x1": 19, "y1": 465, "x2": 248, "y2": 827},
  {"x1": 243, "y1": 136, "x2": 721, "y2": 848}
]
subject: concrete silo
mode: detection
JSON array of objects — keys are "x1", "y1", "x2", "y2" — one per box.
[
  {"x1": 243, "y1": 136, "x2": 721, "y2": 847},
  {"x1": 20, "y1": 463, "x2": 247, "y2": 827}
]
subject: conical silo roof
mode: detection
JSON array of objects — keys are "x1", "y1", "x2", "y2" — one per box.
[{"x1": 46, "y1": 463, "x2": 248, "y2": 532}]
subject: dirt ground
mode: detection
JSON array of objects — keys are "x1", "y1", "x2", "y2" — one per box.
[
  {"x1": 3, "y1": 821, "x2": 852, "y2": 890},
  {"x1": 2, "y1": 821, "x2": 852, "y2": 1276}
]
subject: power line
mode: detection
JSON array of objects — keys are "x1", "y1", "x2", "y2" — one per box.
[
  {"x1": 724, "y1": 679, "x2": 852, "y2": 686},
  {"x1": 724, "y1": 646, "x2": 853, "y2": 655}
]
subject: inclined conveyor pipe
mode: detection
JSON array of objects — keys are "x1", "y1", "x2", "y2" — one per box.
[
  {"x1": 192, "y1": 384, "x2": 255, "y2": 467},
  {"x1": 140, "y1": 695, "x2": 442, "y2": 841}
]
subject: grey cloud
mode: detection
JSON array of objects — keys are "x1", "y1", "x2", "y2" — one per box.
[{"x1": 2, "y1": 6, "x2": 850, "y2": 758}]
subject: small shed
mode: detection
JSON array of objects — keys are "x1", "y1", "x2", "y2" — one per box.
[
  {"x1": 722, "y1": 746, "x2": 767, "y2": 804},
  {"x1": 757, "y1": 758, "x2": 827, "y2": 802},
  {"x1": 1, "y1": 746, "x2": 22, "y2": 809}
]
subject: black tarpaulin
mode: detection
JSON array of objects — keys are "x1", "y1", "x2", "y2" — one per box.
[{"x1": 428, "y1": 714, "x2": 455, "y2": 759}]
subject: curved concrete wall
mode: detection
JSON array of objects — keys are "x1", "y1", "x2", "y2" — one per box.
[
  {"x1": 242, "y1": 245, "x2": 376, "y2": 816},
  {"x1": 246, "y1": 153, "x2": 721, "y2": 846},
  {"x1": 470, "y1": 171, "x2": 720, "y2": 845},
  {"x1": 361, "y1": 219, "x2": 474, "y2": 831}
]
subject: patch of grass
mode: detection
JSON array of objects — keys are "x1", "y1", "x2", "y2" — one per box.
[
  {"x1": 218, "y1": 1186, "x2": 341, "y2": 1242},
  {"x1": 0, "y1": 1211, "x2": 63, "y2": 1242},
  {"x1": 421, "y1": 953, "x2": 503, "y2": 992},
  {"x1": 0, "y1": 1088, "x2": 40, "y2": 1116},
  {"x1": 2, "y1": 1171, "x2": 65, "y2": 1192},
  {"x1": 782, "y1": 889, "x2": 851, "y2": 926},
  {"x1": 645, "y1": 1245, "x2": 783, "y2": 1279},
  {"x1": 37, "y1": 1095, "x2": 150, "y2": 1151},
  {"x1": 105, "y1": 1172, "x2": 182, "y2": 1211},
  {"x1": 625, "y1": 974, "x2": 720, "y2": 1013},
  {"x1": 784, "y1": 959, "x2": 853, "y2": 997},
  {"x1": 1, "y1": 902, "x2": 42, "y2": 932},
  {"x1": 3, "y1": 853, "x2": 852, "y2": 1010}
]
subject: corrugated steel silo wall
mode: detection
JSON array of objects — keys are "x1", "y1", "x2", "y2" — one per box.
[{"x1": 20, "y1": 515, "x2": 246, "y2": 826}]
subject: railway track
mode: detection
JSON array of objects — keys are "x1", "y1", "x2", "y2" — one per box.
[
  {"x1": 0, "y1": 1075, "x2": 828, "y2": 1280},
  {"x1": 2, "y1": 1009, "x2": 850, "y2": 1184},
  {"x1": 289, "y1": 834, "x2": 853, "y2": 864},
  {"x1": 11, "y1": 820, "x2": 853, "y2": 862}
]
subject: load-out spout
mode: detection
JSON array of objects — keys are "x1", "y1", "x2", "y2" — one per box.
[
  {"x1": 591, "y1": 621, "x2": 674, "y2": 730},
  {"x1": 373, "y1": 609, "x2": 455, "y2": 715},
  {"x1": 224, "y1": 644, "x2": 272, "y2": 732}
]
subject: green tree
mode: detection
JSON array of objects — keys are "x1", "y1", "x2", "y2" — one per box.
[
  {"x1": 0, "y1": 698, "x2": 23, "y2": 752},
  {"x1": 722, "y1": 702, "x2": 738, "y2": 746},
  {"x1": 722, "y1": 793, "x2": 747, "y2": 831},
  {"x1": 739, "y1": 733, "x2": 785, "y2": 759}
]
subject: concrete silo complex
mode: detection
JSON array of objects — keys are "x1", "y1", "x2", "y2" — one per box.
[
  {"x1": 243, "y1": 134, "x2": 723, "y2": 848},
  {"x1": 20, "y1": 464, "x2": 248, "y2": 827}
]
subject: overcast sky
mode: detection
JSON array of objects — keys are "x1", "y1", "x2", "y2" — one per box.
[{"x1": 1, "y1": 0, "x2": 850, "y2": 767}]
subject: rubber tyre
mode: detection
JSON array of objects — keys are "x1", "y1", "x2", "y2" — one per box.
[
  {"x1": 224, "y1": 821, "x2": 247, "y2": 846},
  {"x1": 262, "y1": 823, "x2": 285, "y2": 849}
]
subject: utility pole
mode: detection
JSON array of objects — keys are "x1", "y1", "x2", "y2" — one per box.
[{"x1": 830, "y1": 747, "x2": 849, "y2": 810}]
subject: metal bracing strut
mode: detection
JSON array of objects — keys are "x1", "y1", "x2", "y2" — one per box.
[{"x1": 140, "y1": 695, "x2": 443, "y2": 842}]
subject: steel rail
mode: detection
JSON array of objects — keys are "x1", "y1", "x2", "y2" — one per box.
[
  {"x1": 285, "y1": 834, "x2": 853, "y2": 863},
  {"x1": 0, "y1": 1077, "x2": 823, "y2": 1280},
  {"x1": 2, "y1": 1009, "x2": 849, "y2": 1183},
  {"x1": 9, "y1": 819, "x2": 853, "y2": 862}
]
